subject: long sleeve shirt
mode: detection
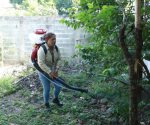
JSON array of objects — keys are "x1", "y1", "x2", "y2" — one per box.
[{"x1": 37, "y1": 43, "x2": 61, "y2": 74}]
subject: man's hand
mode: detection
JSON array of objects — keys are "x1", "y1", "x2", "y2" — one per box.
[
  {"x1": 49, "y1": 72, "x2": 55, "y2": 79},
  {"x1": 54, "y1": 71, "x2": 58, "y2": 77},
  {"x1": 49, "y1": 71, "x2": 58, "y2": 79}
]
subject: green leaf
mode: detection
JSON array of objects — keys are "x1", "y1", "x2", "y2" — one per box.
[{"x1": 87, "y1": 3, "x2": 93, "y2": 9}]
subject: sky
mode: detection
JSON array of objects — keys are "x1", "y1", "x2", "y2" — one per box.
[
  {"x1": 0, "y1": 0, "x2": 12, "y2": 8},
  {"x1": 0, "y1": 0, "x2": 15, "y2": 16}
]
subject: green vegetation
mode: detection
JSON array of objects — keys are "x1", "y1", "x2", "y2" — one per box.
[
  {"x1": 1, "y1": 0, "x2": 150, "y2": 124},
  {"x1": 12, "y1": 0, "x2": 57, "y2": 16},
  {"x1": 61, "y1": 0, "x2": 150, "y2": 124},
  {"x1": 10, "y1": 0, "x2": 23, "y2": 5},
  {"x1": 55, "y1": 0, "x2": 72, "y2": 15},
  {"x1": 10, "y1": 0, "x2": 80, "y2": 16},
  {"x1": 0, "y1": 63, "x2": 149, "y2": 124},
  {"x1": 0, "y1": 66, "x2": 34, "y2": 98},
  {"x1": 0, "y1": 75, "x2": 16, "y2": 97},
  {"x1": 0, "y1": 67, "x2": 132, "y2": 125}
]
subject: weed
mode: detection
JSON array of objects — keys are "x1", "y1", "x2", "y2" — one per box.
[{"x1": 0, "y1": 75, "x2": 16, "y2": 97}]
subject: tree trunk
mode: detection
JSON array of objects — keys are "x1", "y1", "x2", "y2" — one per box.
[
  {"x1": 129, "y1": 0, "x2": 143, "y2": 125},
  {"x1": 119, "y1": 0, "x2": 143, "y2": 123},
  {"x1": 128, "y1": 30, "x2": 142, "y2": 125},
  {"x1": 129, "y1": 63, "x2": 138, "y2": 125}
]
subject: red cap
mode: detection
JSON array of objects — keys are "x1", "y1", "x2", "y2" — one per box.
[{"x1": 34, "y1": 29, "x2": 47, "y2": 34}]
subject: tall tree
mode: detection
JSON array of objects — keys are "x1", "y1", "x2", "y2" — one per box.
[
  {"x1": 120, "y1": 1, "x2": 150, "y2": 124},
  {"x1": 62, "y1": 0, "x2": 150, "y2": 124},
  {"x1": 119, "y1": 0, "x2": 142, "y2": 125}
]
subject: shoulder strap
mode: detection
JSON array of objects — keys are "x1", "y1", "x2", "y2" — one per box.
[
  {"x1": 55, "y1": 45, "x2": 58, "y2": 53},
  {"x1": 41, "y1": 44, "x2": 47, "y2": 55},
  {"x1": 41, "y1": 44, "x2": 58, "y2": 55}
]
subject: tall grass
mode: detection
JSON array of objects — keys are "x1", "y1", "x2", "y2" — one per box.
[
  {"x1": 90, "y1": 78, "x2": 129, "y2": 119},
  {"x1": 0, "y1": 75, "x2": 16, "y2": 97}
]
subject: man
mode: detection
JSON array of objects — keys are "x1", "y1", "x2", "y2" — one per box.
[{"x1": 37, "y1": 32, "x2": 63, "y2": 109}]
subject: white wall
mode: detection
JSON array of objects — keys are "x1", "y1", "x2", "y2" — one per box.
[
  {"x1": 0, "y1": 16, "x2": 87, "y2": 66},
  {"x1": 144, "y1": 59, "x2": 150, "y2": 71}
]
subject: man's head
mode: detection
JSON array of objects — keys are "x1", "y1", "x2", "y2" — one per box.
[{"x1": 43, "y1": 33, "x2": 56, "y2": 47}]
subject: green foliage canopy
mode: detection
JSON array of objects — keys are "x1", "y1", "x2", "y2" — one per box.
[
  {"x1": 13, "y1": 0, "x2": 80, "y2": 16},
  {"x1": 61, "y1": 0, "x2": 126, "y2": 76},
  {"x1": 55, "y1": 0, "x2": 72, "y2": 15},
  {"x1": 61, "y1": 0, "x2": 150, "y2": 76},
  {"x1": 10, "y1": 0, "x2": 23, "y2": 5},
  {"x1": 18, "y1": 0, "x2": 57, "y2": 16}
]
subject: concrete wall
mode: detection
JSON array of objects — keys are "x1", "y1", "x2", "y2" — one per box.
[{"x1": 0, "y1": 16, "x2": 87, "y2": 66}]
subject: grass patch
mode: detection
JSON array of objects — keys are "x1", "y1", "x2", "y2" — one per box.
[
  {"x1": 90, "y1": 78, "x2": 129, "y2": 119},
  {"x1": 0, "y1": 67, "x2": 133, "y2": 125},
  {"x1": 0, "y1": 70, "x2": 103, "y2": 125},
  {"x1": 0, "y1": 75, "x2": 16, "y2": 97}
]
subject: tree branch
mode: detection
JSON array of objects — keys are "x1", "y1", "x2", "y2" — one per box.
[{"x1": 119, "y1": 24, "x2": 132, "y2": 64}]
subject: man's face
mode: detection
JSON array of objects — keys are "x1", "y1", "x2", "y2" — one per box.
[{"x1": 47, "y1": 36, "x2": 56, "y2": 47}]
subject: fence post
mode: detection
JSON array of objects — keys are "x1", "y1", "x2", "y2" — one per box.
[
  {"x1": 18, "y1": 17, "x2": 25, "y2": 64},
  {"x1": 0, "y1": 33, "x2": 3, "y2": 66}
]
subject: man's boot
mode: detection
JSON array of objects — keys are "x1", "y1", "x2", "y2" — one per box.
[
  {"x1": 52, "y1": 98, "x2": 63, "y2": 107},
  {"x1": 45, "y1": 103, "x2": 50, "y2": 108}
]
